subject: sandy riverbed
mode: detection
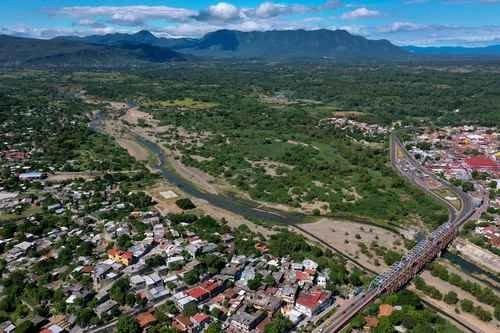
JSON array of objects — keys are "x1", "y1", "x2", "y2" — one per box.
[{"x1": 300, "y1": 218, "x2": 406, "y2": 273}]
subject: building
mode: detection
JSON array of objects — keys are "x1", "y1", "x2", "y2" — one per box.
[
  {"x1": 135, "y1": 312, "x2": 157, "y2": 331},
  {"x1": 230, "y1": 310, "x2": 266, "y2": 332},
  {"x1": 465, "y1": 156, "x2": 499, "y2": 172},
  {"x1": 190, "y1": 313, "x2": 210, "y2": 332},
  {"x1": 294, "y1": 290, "x2": 332, "y2": 317},
  {"x1": 18, "y1": 172, "x2": 45, "y2": 181},
  {"x1": 95, "y1": 300, "x2": 118, "y2": 318},
  {"x1": 378, "y1": 304, "x2": 394, "y2": 317},
  {"x1": 107, "y1": 248, "x2": 133, "y2": 266}
]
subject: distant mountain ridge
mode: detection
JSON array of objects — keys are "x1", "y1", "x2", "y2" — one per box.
[
  {"x1": 183, "y1": 29, "x2": 409, "y2": 59},
  {"x1": 403, "y1": 44, "x2": 500, "y2": 56},
  {"x1": 57, "y1": 29, "x2": 410, "y2": 60},
  {"x1": 0, "y1": 34, "x2": 187, "y2": 67}
]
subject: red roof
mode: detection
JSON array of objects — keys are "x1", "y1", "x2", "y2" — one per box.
[
  {"x1": 191, "y1": 312, "x2": 210, "y2": 325},
  {"x1": 107, "y1": 248, "x2": 119, "y2": 256},
  {"x1": 199, "y1": 279, "x2": 220, "y2": 293},
  {"x1": 107, "y1": 248, "x2": 133, "y2": 260},
  {"x1": 296, "y1": 291, "x2": 328, "y2": 309},
  {"x1": 296, "y1": 271, "x2": 311, "y2": 281},
  {"x1": 465, "y1": 157, "x2": 499, "y2": 170},
  {"x1": 120, "y1": 251, "x2": 133, "y2": 260},
  {"x1": 186, "y1": 286, "x2": 209, "y2": 300},
  {"x1": 135, "y1": 312, "x2": 157, "y2": 328}
]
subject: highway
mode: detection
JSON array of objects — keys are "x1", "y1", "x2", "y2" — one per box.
[{"x1": 315, "y1": 133, "x2": 475, "y2": 333}]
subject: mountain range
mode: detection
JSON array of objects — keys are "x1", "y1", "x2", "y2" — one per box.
[
  {"x1": 0, "y1": 29, "x2": 410, "y2": 67},
  {"x1": 2, "y1": 29, "x2": 500, "y2": 67},
  {"x1": 0, "y1": 34, "x2": 186, "y2": 67},
  {"x1": 62, "y1": 29, "x2": 408, "y2": 60}
]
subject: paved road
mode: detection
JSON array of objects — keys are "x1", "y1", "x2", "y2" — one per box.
[{"x1": 315, "y1": 133, "x2": 475, "y2": 333}]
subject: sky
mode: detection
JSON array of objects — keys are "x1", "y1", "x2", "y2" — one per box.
[{"x1": 1, "y1": 1, "x2": 500, "y2": 46}]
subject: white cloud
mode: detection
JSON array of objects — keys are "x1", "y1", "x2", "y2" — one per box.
[
  {"x1": 377, "y1": 22, "x2": 423, "y2": 33},
  {"x1": 253, "y1": 2, "x2": 306, "y2": 18},
  {"x1": 74, "y1": 19, "x2": 107, "y2": 29},
  {"x1": 365, "y1": 23, "x2": 500, "y2": 46},
  {"x1": 341, "y1": 8, "x2": 381, "y2": 20},
  {"x1": 46, "y1": 6, "x2": 197, "y2": 23},
  {"x1": 202, "y1": 2, "x2": 241, "y2": 21}
]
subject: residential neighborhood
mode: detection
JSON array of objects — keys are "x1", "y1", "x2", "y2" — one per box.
[{"x1": 0, "y1": 156, "x2": 362, "y2": 333}]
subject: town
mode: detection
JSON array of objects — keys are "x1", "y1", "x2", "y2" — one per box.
[
  {"x1": 0, "y1": 128, "x2": 363, "y2": 333},
  {"x1": 407, "y1": 126, "x2": 500, "y2": 272}
]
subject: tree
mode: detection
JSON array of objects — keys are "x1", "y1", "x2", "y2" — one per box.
[
  {"x1": 263, "y1": 274, "x2": 276, "y2": 287},
  {"x1": 183, "y1": 270, "x2": 199, "y2": 285},
  {"x1": 460, "y1": 299, "x2": 474, "y2": 313},
  {"x1": 76, "y1": 308, "x2": 96, "y2": 327},
  {"x1": 116, "y1": 315, "x2": 139, "y2": 333},
  {"x1": 14, "y1": 321, "x2": 34, "y2": 333},
  {"x1": 206, "y1": 322, "x2": 224, "y2": 333},
  {"x1": 443, "y1": 291, "x2": 459, "y2": 305},
  {"x1": 117, "y1": 234, "x2": 132, "y2": 250},
  {"x1": 247, "y1": 273, "x2": 262, "y2": 290},
  {"x1": 264, "y1": 314, "x2": 293, "y2": 333},
  {"x1": 175, "y1": 198, "x2": 196, "y2": 210},
  {"x1": 462, "y1": 181, "x2": 474, "y2": 192},
  {"x1": 383, "y1": 250, "x2": 402, "y2": 265},
  {"x1": 349, "y1": 269, "x2": 363, "y2": 287},
  {"x1": 110, "y1": 278, "x2": 131, "y2": 305}
]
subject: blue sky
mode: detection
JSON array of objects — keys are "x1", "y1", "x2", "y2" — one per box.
[{"x1": 1, "y1": 0, "x2": 500, "y2": 46}]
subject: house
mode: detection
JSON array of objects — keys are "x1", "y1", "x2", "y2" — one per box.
[
  {"x1": 186, "y1": 286, "x2": 210, "y2": 302},
  {"x1": 130, "y1": 275, "x2": 146, "y2": 290},
  {"x1": 185, "y1": 244, "x2": 202, "y2": 258},
  {"x1": 221, "y1": 233, "x2": 234, "y2": 243},
  {"x1": 153, "y1": 224, "x2": 165, "y2": 241},
  {"x1": 364, "y1": 316, "x2": 379, "y2": 329},
  {"x1": 166, "y1": 256, "x2": 184, "y2": 268},
  {"x1": 220, "y1": 264, "x2": 242, "y2": 280},
  {"x1": 317, "y1": 274, "x2": 328, "y2": 288},
  {"x1": 199, "y1": 279, "x2": 225, "y2": 297},
  {"x1": 107, "y1": 248, "x2": 133, "y2": 266},
  {"x1": 143, "y1": 272, "x2": 163, "y2": 289},
  {"x1": 294, "y1": 290, "x2": 332, "y2": 317},
  {"x1": 172, "y1": 292, "x2": 197, "y2": 310},
  {"x1": 18, "y1": 172, "x2": 45, "y2": 181},
  {"x1": 39, "y1": 324, "x2": 64, "y2": 333},
  {"x1": 237, "y1": 266, "x2": 255, "y2": 288},
  {"x1": 0, "y1": 321, "x2": 15, "y2": 333},
  {"x1": 95, "y1": 300, "x2": 118, "y2": 318},
  {"x1": 172, "y1": 315, "x2": 191, "y2": 332},
  {"x1": 93, "y1": 263, "x2": 112, "y2": 285},
  {"x1": 378, "y1": 304, "x2": 394, "y2": 317},
  {"x1": 295, "y1": 271, "x2": 314, "y2": 286},
  {"x1": 190, "y1": 313, "x2": 210, "y2": 332},
  {"x1": 277, "y1": 284, "x2": 297, "y2": 304},
  {"x1": 254, "y1": 243, "x2": 268, "y2": 254},
  {"x1": 135, "y1": 312, "x2": 157, "y2": 331},
  {"x1": 230, "y1": 310, "x2": 266, "y2": 332},
  {"x1": 302, "y1": 259, "x2": 318, "y2": 271},
  {"x1": 248, "y1": 292, "x2": 282, "y2": 314}
]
